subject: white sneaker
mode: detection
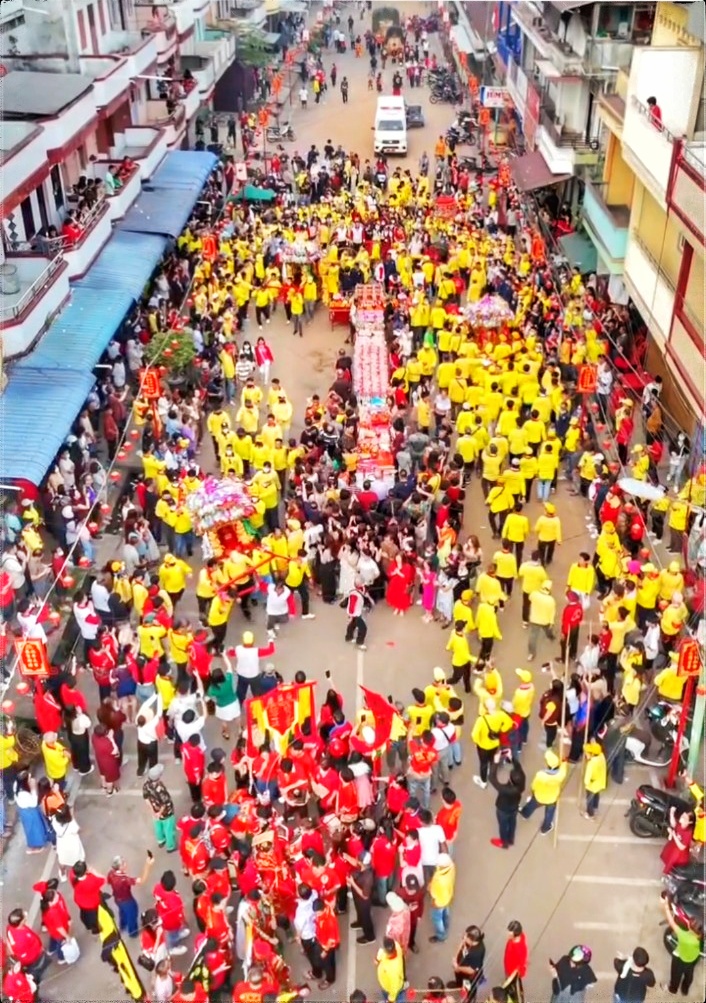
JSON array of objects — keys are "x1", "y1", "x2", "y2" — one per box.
[
  {"x1": 472, "y1": 776, "x2": 487, "y2": 789},
  {"x1": 302, "y1": 613, "x2": 316, "y2": 620},
  {"x1": 170, "y1": 946, "x2": 188, "y2": 956},
  {"x1": 267, "y1": 631, "x2": 276, "y2": 641},
  {"x1": 357, "y1": 644, "x2": 367, "y2": 651}
]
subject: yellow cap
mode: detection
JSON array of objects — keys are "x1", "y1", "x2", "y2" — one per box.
[
  {"x1": 461, "y1": 589, "x2": 473, "y2": 601},
  {"x1": 545, "y1": 750, "x2": 560, "y2": 769},
  {"x1": 242, "y1": 631, "x2": 254, "y2": 645},
  {"x1": 545, "y1": 502, "x2": 556, "y2": 514},
  {"x1": 668, "y1": 560, "x2": 681, "y2": 573},
  {"x1": 516, "y1": 668, "x2": 532, "y2": 683},
  {"x1": 584, "y1": 742, "x2": 602, "y2": 755}
]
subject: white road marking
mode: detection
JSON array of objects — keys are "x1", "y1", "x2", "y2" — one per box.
[
  {"x1": 573, "y1": 921, "x2": 637, "y2": 931},
  {"x1": 355, "y1": 646, "x2": 364, "y2": 711},
  {"x1": 562, "y1": 796, "x2": 631, "y2": 806},
  {"x1": 79, "y1": 788, "x2": 144, "y2": 796},
  {"x1": 559, "y1": 834, "x2": 658, "y2": 845},
  {"x1": 566, "y1": 875, "x2": 662, "y2": 887}
]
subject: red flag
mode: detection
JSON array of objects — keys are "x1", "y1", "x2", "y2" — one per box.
[{"x1": 359, "y1": 687, "x2": 398, "y2": 751}]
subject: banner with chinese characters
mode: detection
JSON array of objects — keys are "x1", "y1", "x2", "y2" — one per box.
[
  {"x1": 14, "y1": 638, "x2": 50, "y2": 678},
  {"x1": 245, "y1": 681, "x2": 316, "y2": 755}
]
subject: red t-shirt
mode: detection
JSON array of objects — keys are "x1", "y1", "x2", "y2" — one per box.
[
  {"x1": 371, "y1": 835, "x2": 396, "y2": 878},
  {"x1": 504, "y1": 933, "x2": 529, "y2": 978},
  {"x1": 436, "y1": 800, "x2": 462, "y2": 842},
  {"x1": 70, "y1": 873, "x2": 105, "y2": 910},
  {"x1": 5, "y1": 924, "x2": 44, "y2": 965},
  {"x1": 153, "y1": 884, "x2": 185, "y2": 931}
]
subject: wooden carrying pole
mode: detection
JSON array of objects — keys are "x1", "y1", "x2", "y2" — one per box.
[{"x1": 553, "y1": 638, "x2": 572, "y2": 848}]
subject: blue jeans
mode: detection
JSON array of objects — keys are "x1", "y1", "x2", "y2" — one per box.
[
  {"x1": 586, "y1": 791, "x2": 600, "y2": 817},
  {"x1": 117, "y1": 897, "x2": 139, "y2": 937},
  {"x1": 375, "y1": 874, "x2": 393, "y2": 905},
  {"x1": 407, "y1": 774, "x2": 431, "y2": 810},
  {"x1": 166, "y1": 927, "x2": 190, "y2": 950},
  {"x1": 48, "y1": 936, "x2": 65, "y2": 960},
  {"x1": 224, "y1": 377, "x2": 235, "y2": 404},
  {"x1": 537, "y1": 478, "x2": 552, "y2": 501},
  {"x1": 520, "y1": 796, "x2": 556, "y2": 833},
  {"x1": 450, "y1": 740, "x2": 463, "y2": 766},
  {"x1": 430, "y1": 906, "x2": 450, "y2": 940},
  {"x1": 496, "y1": 807, "x2": 517, "y2": 846},
  {"x1": 518, "y1": 716, "x2": 530, "y2": 747},
  {"x1": 174, "y1": 531, "x2": 193, "y2": 557}
]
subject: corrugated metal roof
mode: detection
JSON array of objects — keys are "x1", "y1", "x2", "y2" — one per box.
[
  {"x1": 147, "y1": 150, "x2": 218, "y2": 191},
  {"x1": 13, "y1": 286, "x2": 135, "y2": 374},
  {"x1": 76, "y1": 231, "x2": 167, "y2": 298},
  {"x1": 115, "y1": 188, "x2": 203, "y2": 239},
  {"x1": 0, "y1": 368, "x2": 96, "y2": 485}
]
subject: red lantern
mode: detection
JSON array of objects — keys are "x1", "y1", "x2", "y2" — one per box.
[
  {"x1": 590, "y1": 402, "x2": 599, "y2": 413},
  {"x1": 110, "y1": 470, "x2": 121, "y2": 483},
  {"x1": 640, "y1": 547, "x2": 651, "y2": 560},
  {"x1": 163, "y1": 348, "x2": 173, "y2": 358},
  {"x1": 123, "y1": 442, "x2": 133, "y2": 453},
  {"x1": 159, "y1": 366, "x2": 168, "y2": 377},
  {"x1": 116, "y1": 450, "x2": 127, "y2": 462},
  {"x1": 100, "y1": 503, "x2": 111, "y2": 515},
  {"x1": 608, "y1": 461, "x2": 620, "y2": 474},
  {"x1": 602, "y1": 440, "x2": 612, "y2": 450},
  {"x1": 78, "y1": 556, "x2": 92, "y2": 568},
  {"x1": 171, "y1": 338, "x2": 180, "y2": 348},
  {"x1": 130, "y1": 428, "x2": 140, "y2": 440},
  {"x1": 1, "y1": 699, "x2": 14, "y2": 713},
  {"x1": 87, "y1": 521, "x2": 99, "y2": 534},
  {"x1": 60, "y1": 574, "x2": 75, "y2": 589},
  {"x1": 595, "y1": 422, "x2": 605, "y2": 432},
  {"x1": 16, "y1": 681, "x2": 30, "y2": 696}
]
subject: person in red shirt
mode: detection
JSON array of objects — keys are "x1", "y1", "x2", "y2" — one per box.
[
  {"x1": 386, "y1": 774, "x2": 408, "y2": 818},
  {"x1": 231, "y1": 965, "x2": 278, "y2": 1003},
  {"x1": 180, "y1": 822, "x2": 210, "y2": 878},
  {"x1": 406, "y1": 731, "x2": 439, "y2": 809},
  {"x1": 33, "y1": 683, "x2": 63, "y2": 736},
  {"x1": 2, "y1": 963, "x2": 38, "y2": 1003},
  {"x1": 371, "y1": 822, "x2": 397, "y2": 905},
  {"x1": 312, "y1": 897, "x2": 340, "y2": 990},
  {"x1": 35, "y1": 881, "x2": 72, "y2": 962},
  {"x1": 560, "y1": 590, "x2": 584, "y2": 663},
  {"x1": 504, "y1": 919, "x2": 529, "y2": 992},
  {"x1": 59, "y1": 676, "x2": 89, "y2": 716},
  {"x1": 188, "y1": 630, "x2": 212, "y2": 685},
  {"x1": 152, "y1": 870, "x2": 190, "y2": 954},
  {"x1": 69, "y1": 862, "x2": 105, "y2": 934},
  {"x1": 4, "y1": 909, "x2": 48, "y2": 981},
  {"x1": 435, "y1": 786, "x2": 462, "y2": 854},
  {"x1": 171, "y1": 977, "x2": 208, "y2": 1003},
  {"x1": 181, "y1": 734, "x2": 206, "y2": 803},
  {"x1": 201, "y1": 761, "x2": 227, "y2": 809}
]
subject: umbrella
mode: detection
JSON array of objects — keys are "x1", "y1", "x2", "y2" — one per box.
[
  {"x1": 231, "y1": 184, "x2": 276, "y2": 203},
  {"x1": 617, "y1": 477, "x2": 666, "y2": 503}
]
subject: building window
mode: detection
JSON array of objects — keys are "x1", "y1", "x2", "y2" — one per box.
[
  {"x1": 98, "y1": 0, "x2": 107, "y2": 36},
  {"x1": 596, "y1": 4, "x2": 633, "y2": 39},
  {"x1": 20, "y1": 196, "x2": 36, "y2": 242},
  {"x1": 77, "y1": 9, "x2": 88, "y2": 49}
]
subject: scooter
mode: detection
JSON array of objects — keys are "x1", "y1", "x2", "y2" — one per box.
[
  {"x1": 626, "y1": 784, "x2": 695, "y2": 838},
  {"x1": 624, "y1": 703, "x2": 687, "y2": 768},
  {"x1": 265, "y1": 120, "x2": 295, "y2": 142},
  {"x1": 662, "y1": 889, "x2": 706, "y2": 959},
  {"x1": 663, "y1": 860, "x2": 706, "y2": 899},
  {"x1": 447, "y1": 110, "x2": 477, "y2": 145}
]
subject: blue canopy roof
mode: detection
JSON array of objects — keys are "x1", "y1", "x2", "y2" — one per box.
[
  {"x1": 0, "y1": 368, "x2": 96, "y2": 485},
  {"x1": 148, "y1": 150, "x2": 218, "y2": 191},
  {"x1": 14, "y1": 286, "x2": 135, "y2": 373},
  {"x1": 116, "y1": 188, "x2": 205, "y2": 239},
  {"x1": 76, "y1": 230, "x2": 167, "y2": 299}
]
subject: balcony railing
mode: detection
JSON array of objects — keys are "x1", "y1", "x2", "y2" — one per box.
[
  {"x1": 630, "y1": 95, "x2": 679, "y2": 145},
  {"x1": 539, "y1": 107, "x2": 595, "y2": 149},
  {"x1": 0, "y1": 253, "x2": 65, "y2": 321},
  {"x1": 630, "y1": 232, "x2": 676, "y2": 291},
  {"x1": 44, "y1": 197, "x2": 111, "y2": 254}
]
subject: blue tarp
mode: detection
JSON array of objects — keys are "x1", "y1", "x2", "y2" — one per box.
[
  {"x1": 116, "y1": 188, "x2": 205, "y2": 239},
  {"x1": 0, "y1": 368, "x2": 96, "y2": 485},
  {"x1": 148, "y1": 150, "x2": 218, "y2": 191},
  {"x1": 76, "y1": 231, "x2": 167, "y2": 299},
  {"x1": 14, "y1": 286, "x2": 135, "y2": 373}
]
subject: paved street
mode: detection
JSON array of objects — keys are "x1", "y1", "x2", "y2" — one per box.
[{"x1": 1, "y1": 5, "x2": 703, "y2": 1002}]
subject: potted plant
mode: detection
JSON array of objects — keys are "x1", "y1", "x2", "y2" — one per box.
[{"x1": 144, "y1": 327, "x2": 198, "y2": 390}]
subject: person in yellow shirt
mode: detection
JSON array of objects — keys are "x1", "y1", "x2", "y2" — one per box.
[
  {"x1": 260, "y1": 415, "x2": 283, "y2": 451},
  {"x1": 523, "y1": 410, "x2": 546, "y2": 453},
  {"x1": 219, "y1": 345, "x2": 237, "y2": 404},
  {"x1": 155, "y1": 664, "x2": 176, "y2": 717},
  {"x1": 520, "y1": 750, "x2": 567, "y2": 833},
  {"x1": 512, "y1": 668, "x2": 535, "y2": 748},
  {"x1": 451, "y1": 590, "x2": 475, "y2": 634},
  {"x1": 285, "y1": 550, "x2": 314, "y2": 618},
  {"x1": 1, "y1": 722, "x2": 19, "y2": 796},
  {"x1": 527, "y1": 581, "x2": 556, "y2": 661},
  {"x1": 486, "y1": 477, "x2": 514, "y2": 539},
  {"x1": 476, "y1": 600, "x2": 502, "y2": 663},
  {"x1": 470, "y1": 700, "x2": 513, "y2": 787},
  {"x1": 137, "y1": 613, "x2": 167, "y2": 659},
  {"x1": 167, "y1": 620, "x2": 193, "y2": 685},
  {"x1": 501, "y1": 501, "x2": 530, "y2": 564},
  {"x1": 289, "y1": 286, "x2": 305, "y2": 337},
  {"x1": 476, "y1": 565, "x2": 507, "y2": 608},
  {"x1": 566, "y1": 552, "x2": 596, "y2": 608},
  {"x1": 536, "y1": 442, "x2": 559, "y2": 500},
  {"x1": 654, "y1": 652, "x2": 688, "y2": 702},
  {"x1": 582, "y1": 742, "x2": 607, "y2": 819},
  {"x1": 534, "y1": 503, "x2": 562, "y2": 566},
  {"x1": 252, "y1": 462, "x2": 280, "y2": 531},
  {"x1": 158, "y1": 554, "x2": 192, "y2": 606},
  {"x1": 658, "y1": 560, "x2": 684, "y2": 603},
  {"x1": 493, "y1": 542, "x2": 518, "y2": 598},
  {"x1": 660, "y1": 592, "x2": 689, "y2": 651},
  {"x1": 207, "y1": 590, "x2": 235, "y2": 653},
  {"x1": 41, "y1": 733, "x2": 71, "y2": 785},
  {"x1": 519, "y1": 449, "x2": 538, "y2": 502},
  {"x1": 518, "y1": 551, "x2": 548, "y2": 626},
  {"x1": 635, "y1": 563, "x2": 660, "y2": 628},
  {"x1": 407, "y1": 688, "x2": 435, "y2": 737},
  {"x1": 446, "y1": 621, "x2": 474, "y2": 693},
  {"x1": 235, "y1": 400, "x2": 259, "y2": 436}
]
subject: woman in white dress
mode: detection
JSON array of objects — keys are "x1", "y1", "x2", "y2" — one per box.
[
  {"x1": 51, "y1": 805, "x2": 85, "y2": 881},
  {"x1": 338, "y1": 543, "x2": 359, "y2": 597}
]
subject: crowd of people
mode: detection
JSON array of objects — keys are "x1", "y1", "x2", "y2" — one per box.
[{"x1": 2, "y1": 7, "x2": 705, "y2": 1003}]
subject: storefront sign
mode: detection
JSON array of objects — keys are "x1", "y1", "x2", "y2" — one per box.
[
  {"x1": 678, "y1": 638, "x2": 702, "y2": 677},
  {"x1": 480, "y1": 85, "x2": 509, "y2": 108}
]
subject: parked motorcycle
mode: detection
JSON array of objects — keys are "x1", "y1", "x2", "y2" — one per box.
[
  {"x1": 624, "y1": 702, "x2": 688, "y2": 769},
  {"x1": 663, "y1": 888, "x2": 706, "y2": 959},
  {"x1": 447, "y1": 110, "x2": 477, "y2": 145},
  {"x1": 265, "y1": 120, "x2": 295, "y2": 143},
  {"x1": 626, "y1": 784, "x2": 695, "y2": 838},
  {"x1": 430, "y1": 84, "x2": 462, "y2": 105},
  {"x1": 663, "y1": 860, "x2": 706, "y2": 898}
]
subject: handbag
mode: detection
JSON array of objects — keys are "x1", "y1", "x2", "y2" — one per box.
[
  {"x1": 137, "y1": 953, "x2": 155, "y2": 972},
  {"x1": 62, "y1": 937, "x2": 80, "y2": 965}
]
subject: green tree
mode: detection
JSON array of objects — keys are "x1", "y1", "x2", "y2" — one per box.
[{"x1": 235, "y1": 28, "x2": 273, "y2": 68}]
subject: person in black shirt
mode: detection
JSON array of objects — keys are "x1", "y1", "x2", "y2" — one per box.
[
  {"x1": 349, "y1": 853, "x2": 375, "y2": 944},
  {"x1": 450, "y1": 925, "x2": 486, "y2": 1002},
  {"x1": 613, "y1": 947, "x2": 655, "y2": 1003},
  {"x1": 549, "y1": 945, "x2": 597, "y2": 1003},
  {"x1": 489, "y1": 759, "x2": 526, "y2": 849}
]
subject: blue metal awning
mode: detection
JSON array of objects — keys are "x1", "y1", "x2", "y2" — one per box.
[
  {"x1": 116, "y1": 188, "x2": 205, "y2": 239},
  {"x1": 147, "y1": 150, "x2": 218, "y2": 191},
  {"x1": 76, "y1": 231, "x2": 167, "y2": 299},
  {"x1": 0, "y1": 368, "x2": 96, "y2": 485},
  {"x1": 14, "y1": 286, "x2": 135, "y2": 373}
]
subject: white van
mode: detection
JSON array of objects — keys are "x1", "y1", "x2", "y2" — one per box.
[{"x1": 374, "y1": 96, "x2": 408, "y2": 155}]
